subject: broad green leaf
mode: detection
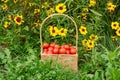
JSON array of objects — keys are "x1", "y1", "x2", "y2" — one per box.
[
  {"x1": 23, "y1": 26, "x2": 29, "y2": 31},
  {"x1": 90, "y1": 9, "x2": 103, "y2": 17}
]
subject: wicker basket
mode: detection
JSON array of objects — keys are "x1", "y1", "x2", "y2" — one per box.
[{"x1": 40, "y1": 13, "x2": 78, "y2": 72}]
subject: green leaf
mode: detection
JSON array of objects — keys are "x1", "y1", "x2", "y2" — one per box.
[
  {"x1": 4, "y1": 48, "x2": 12, "y2": 63},
  {"x1": 23, "y1": 26, "x2": 29, "y2": 31},
  {"x1": 90, "y1": 9, "x2": 103, "y2": 17},
  {"x1": 0, "y1": 52, "x2": 4, "y2": 60}
]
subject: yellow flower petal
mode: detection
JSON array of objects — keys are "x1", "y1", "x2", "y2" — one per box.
[{"x1": 116, "y1": 28, "x2": 120, "y2": 36}]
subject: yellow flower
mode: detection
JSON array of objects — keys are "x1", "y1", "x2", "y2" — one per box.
[
  {"x1": 1, "y1": 4, "x2": 7, "y2": 10},
  {"x1": 107, "y1": 2, "x2": 116, "y2": 12},
  {"x1": 82, "y1": 39, "x2": 88, "y2": 46},
  {"x1": 107, "y1": 2, "x2": 113, "y2": 6},
  {"x1": 47, "y1": 25, "x2": 53, "y2": 30},
  {"x1": 79, "y1": 26, "x2": 87, "y2": 35},
  {"x1": 34, "y1": 9, "x2": 40, "y2": 14},
  {"x1": 8, "y1": 15, "x2": 13, "y2": 20},
  {"x1": 42, "y1": 2, "x2": 50, "y2": 9},
  {"x1": 81, "y1": 13, "x2": 87, "y2": 22},
  {"x1": 50, "y1": 8, "x2": 55, "y2": 12},
  {"x1": 83, "y1": 8, "x2": 89, "y2": 12},
  {"x1": 4, "y1": 21, "x2": 10, "y2": 28},
  {"x1": 111, "y1": 22, "x2": 119, "y2": 30},
  {"x1": 14, "y1": 0, "x2": 18, "y2": 3},
  {"x1": 58, "y1": 28, "x2": 67, "y2": 36},
  {"x1": 89, "y1": 34, "x2": 98, "y2": 41},
  {"x1": 116, "y1": 28, "x2": 120, "y2": 36},
  {"x1": 2, "y1": 0, "x2": 8, "y2": 3},
  {"x1": 14, "y1": 15, "x2": 24, "y2": 25},
  {"x1": 34, "y1": 20, "x2": 39, "y2": 28},
  {"x1": 55, "y1": 3, "x2": 67, "y2": 14},
  {"x1": 82, "y1": 16, "x2": 87, "y2": 22},
  {"x1": 85, "y1": 47, "x2": 92, "y2": 51},
  {"x1": 87, "y1": 40, "x2": 95, "y2": 48},
  {"x1": 50, "y1": 27, "x2": 59, "y2": 37},
  {"x1": 34, "y1": 23, "x2": 38, "y2": 28},
  {"x1": 46, "y1": 8, "x2": 55, "y2": 16},
  {"x1": 89, "y1": 0, "x2": 96, "y2": 7},
  {"x1": 81, "y1": 13, "x2": 87, "y2": 17},
  {"x1": 22, "y1": 0, "x2": 27, "y2": 6},
  {"x1": 111, "y1": 36, "x2": 117, "y2": 41},
  {"x1": 29, "y1": 2, "x2": 34, "y2": 7}
]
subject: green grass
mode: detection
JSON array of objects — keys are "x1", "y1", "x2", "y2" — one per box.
[{"x1": 0, "y1": 45, "x2": 120, "y2": 80}]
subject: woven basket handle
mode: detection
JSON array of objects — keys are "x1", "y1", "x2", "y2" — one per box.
[{"x1": 40, "y1": 13, "x2": 78, "y2": 54}]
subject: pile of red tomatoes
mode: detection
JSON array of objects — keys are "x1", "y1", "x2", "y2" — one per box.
[{"x1": 42, "y1": 42, "x2": 76, "y2": 54}]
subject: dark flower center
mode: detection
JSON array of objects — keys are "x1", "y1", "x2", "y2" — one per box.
[
  {"x1": 59, "y1": 6, "x2": 63, "y2": 10},
  {"x1": 52, "y1": 29, "x2": 55, "y2": 33},
  {"x1": 119, "y1": 30, "x2": 120, "y2": 33},
  {"x1": 82, "y1": 29, "x2": 85, "y2": 32},
  {"x1": 7, "y1": 23, "x2": 9, "y2": 26},
  {"x1": 108, "y1": 5, "x2": 112, "y2": 8},
  {"x1": 89, "y1": 43, "x2": 92, "y2": 45},
  {"x1": 16, "y1": 17, "x2": 21, "y2": 23},
  {"x1": 92, "y1": 36, "x2": 95, "y2": 39},
  {"x1": 87, "y1": 47, "x2": 90, "y2": 49},
  {"x1": 61, "y1": 30, "x2": 64, "y2": 33},
  {"x1": 113, "y1": 24, "x2": 116, "y2": 27},
  {"x1": 85, "y1": 41, "x2": 87, "y2": 43}
]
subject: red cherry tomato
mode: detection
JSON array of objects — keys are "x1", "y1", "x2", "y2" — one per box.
[
  {"x1": 70, "y1": 48, "x2": 76, "y2": 54},
  {"x1": 48, "y1": 47, "x2": 54, "y2": 51},
  {"x1": 53, "y1": 48, "x2": 59, "y2": 54},
  {"x1": 54, "y1": 44, "x2": 60, "y2": 49},
  {"x1": 64, "y1": 45, "x2": 70, "y2": 50},
  {"x1": 66, "y1": 50, "x2": 70, "y2": 54},
  {"x1": 59, "y1": 48, "x2": 66, "y2": 54},
  {"x1": 42, "y1": 42, "x2": 49, "y2": 49},
  {"x1": 47, "y1": 50, "x2": 53, "y2": 54},
  {"x1": 60, "y1": 44, "x2": 65, "y2": 48},
  {"x1": 50, "y1": 43, "x2": 56, "y2": 48}
]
